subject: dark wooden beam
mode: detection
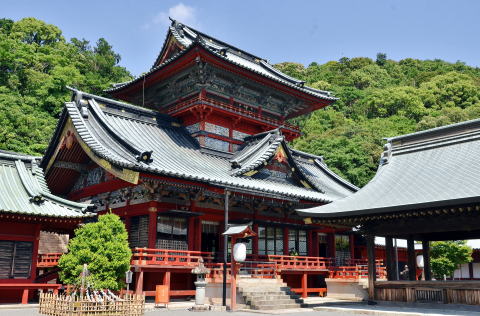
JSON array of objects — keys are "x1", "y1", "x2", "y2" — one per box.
[
  {"x1": 407, "y1": 236, "x2": 416, "y2": 281},
  {"x1": 53, "y1": 160, "x2": 88, "y2": 173},
  {"x1": 422, "y1": 240, "x2": 431, "y2": 281},
  {"x1": 385, "y1": 236, "x2": 394, "y2": 281},
  {"x1": 366, "y1": 234, "x2": 376, "y2": 299}
]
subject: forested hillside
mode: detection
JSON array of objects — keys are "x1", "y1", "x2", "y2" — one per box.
[
  {"x1": 276, "y1": 56, "x2": 480, "y2": 186},
  {"x1": 1, "y1": 18, "x2": 479, "y2": 188},
  {"x1": 0, "y1": 18, "x2": 132, "y2": 154}
]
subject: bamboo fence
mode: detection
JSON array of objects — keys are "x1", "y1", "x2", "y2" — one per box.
[{"x1": 39, "y1": 292, "x2": 145, "y2": 316}]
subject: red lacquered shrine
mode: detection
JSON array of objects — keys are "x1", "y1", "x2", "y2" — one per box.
[
  {"x1": 0, "y1": 150, "x2": 90, "y2": 303},
  {"x1": 40, "y1": 20, "x2": 377, "y2": 300}
]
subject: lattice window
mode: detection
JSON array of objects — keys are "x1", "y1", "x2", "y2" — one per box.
[
  {"x1": 156, "y1": 239, "x2": 188, "y2": 250},
  {"x1": 205, "y1": 122, "x2": 229, "y2": 137},
  {"x1": 129, "y1": 215, "x2": 149, "y2": 248},
  {"x1": 288, "y1": 229, "x2": 308, "y2": 256},
  {"x1": 156, "y1": 216, "x2": 188, "y2": 250},
  {"x1": 232, "y1": 130, "x2": 250, "y2": 141},
  {"x1": 186, "y1": 123, "x2": 200, "y2": 134},
  {"x1": 204, "y1": 137, "x2": 230, "y2": 152},
  {"x1": 201, "y1": 221, "x2": 219, "y2": 234},
  {"x1": 258, "y1": 226, "x2": 283, "y2": 255},
  {"x1": 0, "y1": 240, "x2": 33, "y2": 279}
]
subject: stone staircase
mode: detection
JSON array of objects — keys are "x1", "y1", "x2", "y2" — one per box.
[{"x1": 237, "y1": 277, "x2": 301, "y2": 310}]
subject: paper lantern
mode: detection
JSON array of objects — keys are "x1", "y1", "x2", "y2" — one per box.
[
  {"x1": 416, "y1": 255, "x2": 424, "y2": 268},
  {"x1": 233, "y1": 242, "x2": 247, "y2": 262}
]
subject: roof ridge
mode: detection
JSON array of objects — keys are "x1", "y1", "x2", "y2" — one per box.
[
  {"x1": 387, "y1": 118, "x2": 480, "y2": 143},
  {"x1": 0, "y1": 150, "x2": 41, "y2": 161}
]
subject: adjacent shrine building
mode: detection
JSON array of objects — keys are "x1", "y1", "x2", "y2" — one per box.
[
  {"x1": 0, "y1": 150, "x2": 90, "y2": 303},
  {"x1": 40, "y1": 20, "x2": 360, "y2": 297}
]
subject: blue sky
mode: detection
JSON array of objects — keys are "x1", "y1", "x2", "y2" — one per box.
[{"x1": 3, "y1": 0, "x2": 479, "y2": 76}]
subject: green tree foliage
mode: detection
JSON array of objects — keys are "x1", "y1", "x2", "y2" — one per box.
[
  {"x1": 430, "y1": 241, "x2": 472, "y2": 279},
  {"x1": 278, "y1": 55, "x2": 480, "y2": 187},
  {"x1": 58, "y1": 213, "x2": 132, "y2": 290},
  {"x1": 0, "y1": 17, "x2": 131, "y2": 155}
]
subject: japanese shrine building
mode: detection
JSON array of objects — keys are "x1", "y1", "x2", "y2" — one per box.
[
  {"x1": 40, "y1": 20, "x2": 361, "y2": 297},
  {"x1": 298, "y1": 118, "x2": 480, "y2": 305},
  {"x1": 0, "y1": 150, "x2": 90, "y2": 303}
]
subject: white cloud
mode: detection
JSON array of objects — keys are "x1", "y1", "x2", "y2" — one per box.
[{"x1": 145, "y1": 3, "x2": 197, "y2": 29}]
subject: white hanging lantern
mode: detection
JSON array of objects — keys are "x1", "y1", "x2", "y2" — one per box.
[
  {"x1": 233, "y1": 242, "x2": 247, "y2": 262},
  {"x1": 416, "y1": 255, "x2": 424, "y2": 268}
]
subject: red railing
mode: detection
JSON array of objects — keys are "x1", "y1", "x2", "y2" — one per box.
[
  {"x1": 37, "y1": 253, "x2": 63, "y2": 268},
  {"x1": 131, "y1": 248, "x2": 214, "y2": 266},
  {"x1": 166, "y1": 95, "x2": 301, "y2": 132},
  {"x1": 267, "y1": 255, "x2": 333, "y2": 271},
  {"x1": 330, "y1": 259, "x2": 386, "y2": 279}
]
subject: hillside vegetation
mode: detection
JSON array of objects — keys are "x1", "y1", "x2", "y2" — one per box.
[
  {"x1": 276, "y1": 56, "x2": 480, "y2": 186},
  {"x1": 0, "y1": 18, "x2": 131, "y2": 154},
  {"x1": 1, "y1": 18, "x2": 480, "y2": 187}
]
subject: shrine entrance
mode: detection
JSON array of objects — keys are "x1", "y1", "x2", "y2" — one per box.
[{"x1": 201, "y1": 221, "x2": 220, "y2": 254}]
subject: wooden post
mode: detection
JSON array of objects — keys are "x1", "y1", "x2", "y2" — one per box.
[
  {"x1": 301, "y1": 272, "x2": 308, "y2": 298},
  {"x1": 349, "y1": 234, "x2": 355, "y2": 260},
  {"x1": 407, "y1": 236, "x2": 416, "y2": 281},
  {"x1": 21, "y1": 289, "x2": 29, "y2": 304},
  {"x1": 327, "y1": 233, "x2": 336, "y2": 259},
  {"x1": 195, "y1": 218, "x2": 202, "y2": 251},
  {"x1": 283, "y1": 227, "x2": 289, "y2": 255},
  {"x1": 230, "y1": 236, "x2": 236, "y2": 311},
  {"x1": 135, "y1": 271, "x2": 144, "y2": 294},
  {"x1": 164, "y1": 271, "x2": 171, "y2": 297},
  {"x1": 422, "y1": 239, "x2": 431, "y2": 281},
  {"x1": 366, "y1": 234, "x2": 376, "y2": 300},
  {"x1": 252, "y1": 223, "x2": 259, "y2": 256},
  {"x1": 188, "y1": 217, "x2": 195, "y2": 251},
  {"x1": 312, "y1": 231, "x2": 319, "y2": 257},
  {"x1": 385, "y1": 237, "x2": 394, "y2": 281},
  {"x1": 148, "y1": 207, "x2": 157, "y2": 249}
]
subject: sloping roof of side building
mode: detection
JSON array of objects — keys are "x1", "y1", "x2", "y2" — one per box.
[
  {"x1": 0, "y1": 150, "x2": 91, "y2": 218},
  {"x1": 297, "y1": 118, "x2": 480, "y2": 219}
]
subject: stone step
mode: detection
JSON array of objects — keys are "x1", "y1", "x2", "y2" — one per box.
[
  {"x1": 251, "y1": 303, "x2": 301, "y2": 310},
  {"x1": 249, "y1": 298, "x2": 298, "y2": 305},
  {"x1": 241, "y1": 291, "x2": 286, "y2": 296},
  {"x1": 245, "y1": 295, "x2": 293, "y2": 303}
]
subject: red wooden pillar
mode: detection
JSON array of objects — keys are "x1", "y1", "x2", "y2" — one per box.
[
  {"x1": 31, "y1": 224, "x2": 41, "y2": 281},
  {"x1": 252, "y1": 223, "x2": 259, "y2": 256},
  {"x1": 136, "y1": 271, "x2": 144, "y2": 294},
  {"x1": 188, "y1": 217, "x2": 195, "y2": 251},
  {"x1": 148, "y1": 206, "x2": 157, "y2": 249},
  {"x1": 195, "y1": 218, "x2": 202, "y2": 251},
  {"x1": 22, "y1": 289, "x2": 29, "y2": 304},
  {"x1": 164, "y1": 271, "x2": 171, "y2": 297},
  {"x1": 283, "y1": 227, "x2": 289, "y2": 255},
  {"x1": 327, "y1": 233, "x2": 336, "y2": 258},
  {"x1": 301, "y1": 272, "x2": 308, "y2": 298},
  {"x1": 349, "y1": 234, "x2": 355, "y2": 260}
]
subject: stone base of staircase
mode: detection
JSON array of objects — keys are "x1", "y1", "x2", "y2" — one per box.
[
  {"x1": 237, "y1": 277, "x2": 302, "y2": 310},
  {"x1": 325, "y1": 278, "x2": 369, "y2": 301}
]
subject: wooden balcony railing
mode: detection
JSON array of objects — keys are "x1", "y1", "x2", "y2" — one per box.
[
  {"x1": 37, "y1": 253, "x2": 63, "y2": 268},
  {"x1": 131, "y1": 248, "x2": 214, "y2": 266},
  {"x1": 166, "y1": 94, "x2": 301, "y2": 133},
  {"x1": 267, "y1": 255, "x2": 333, "y2": 271}
]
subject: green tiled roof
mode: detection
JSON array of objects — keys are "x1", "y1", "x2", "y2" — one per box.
[{"x1": 0, "y1": 150, "x2": 91, "y2": 218}]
